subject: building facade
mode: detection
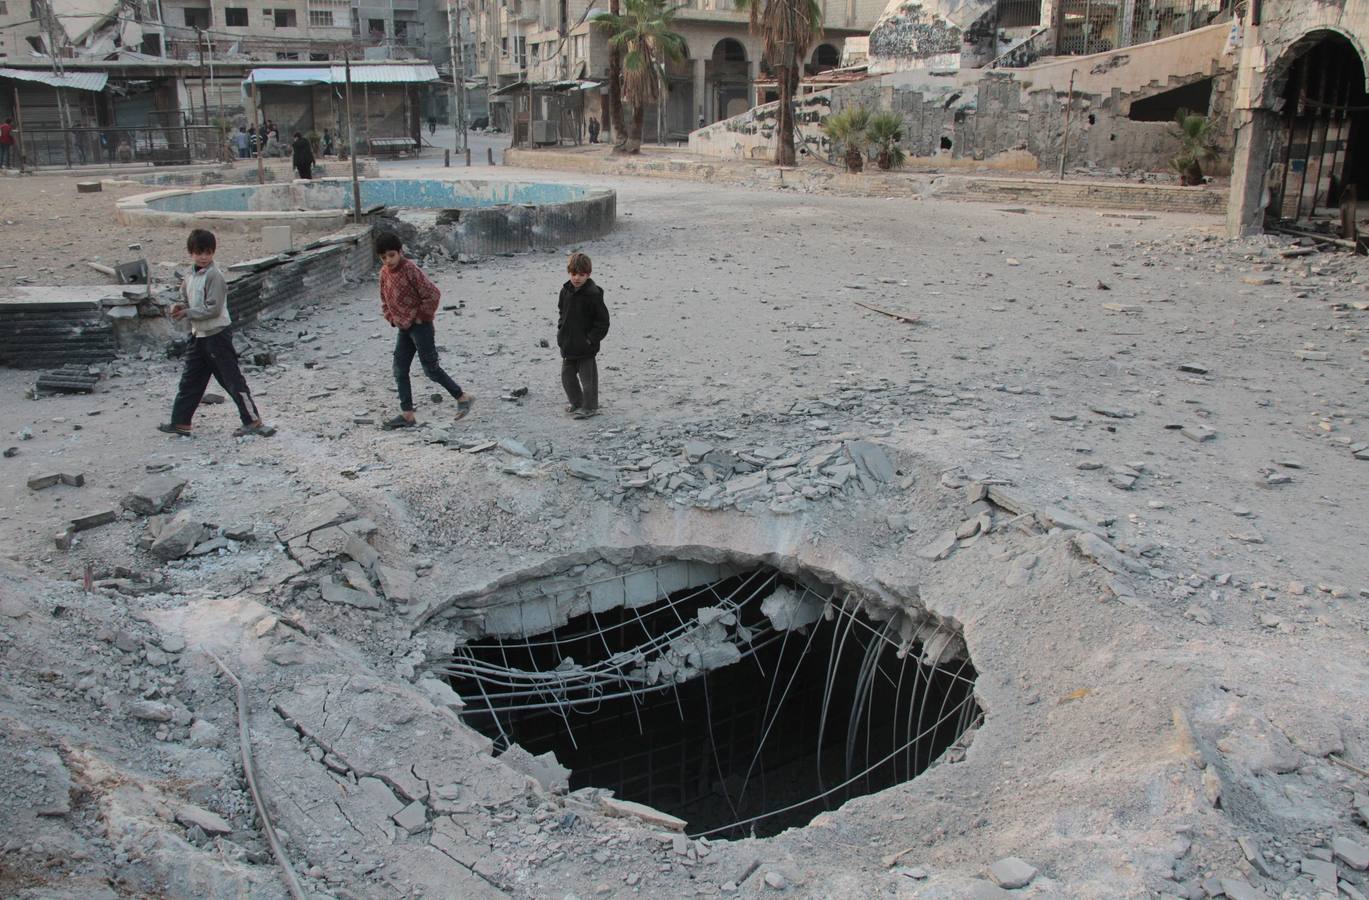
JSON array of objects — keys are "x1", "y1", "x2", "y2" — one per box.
[
  {"x1": 475, "y1": 0, "x2": 886, "y2": 140},
  {"x1": 1227, "y1": 0, "x2": 1369, "y2": 236}
]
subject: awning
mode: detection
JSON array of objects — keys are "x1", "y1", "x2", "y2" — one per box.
[
  {"x1": 0, "y1": 67, "x2": 108, "y2": 92},
  {"x1": 242, "y1": 67, "x2": 332, "y2": 86},
  {"x1": 242, "y1": 64, "x2": 440, "y2": 88}
]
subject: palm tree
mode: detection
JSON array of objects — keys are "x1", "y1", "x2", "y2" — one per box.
[
  {"x1": 737, "y1": 0, "x2": 823, "y2": 165},
  {"x1": 1170, "y1": 108, "x2": 1218, "y2": 186},
  {"x1": 867, "y1": 111, "x2": 906, "y2": 171},
  {"x1": 823, "y1": 105, "x2": 869, "y2": 173},
  {"x1": 594, "y1": 0, "x2": 686, "y2": 154}
]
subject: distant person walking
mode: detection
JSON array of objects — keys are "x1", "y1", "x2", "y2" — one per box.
[
  {"x1": 233, "y1": 126, "x2": 250, "y2": 159},
  {"x1": 291, "y1": 131, "x2": 314, "y2": 179},
  {"x1": 0, "y1": 117, "x2": 15, "y2": 169},
  {"x1": 428, "y1": 116, "x2": 437, "y2": 135},
  {"x1": 588, "y1": 116, "x2": 600, "y2": 144}
]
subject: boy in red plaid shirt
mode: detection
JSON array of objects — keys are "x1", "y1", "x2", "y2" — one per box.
[{"x1": 375, "y1": 232, "x2": 474, "y2": 428}]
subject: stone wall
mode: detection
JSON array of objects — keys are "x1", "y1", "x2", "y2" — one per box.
[{"x1": 826, "y1": 65, "x2": 1236, "y2": 176}]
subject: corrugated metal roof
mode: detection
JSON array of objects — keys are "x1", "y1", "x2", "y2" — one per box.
[
  {"x1": 242, "y1": 67, "x2": 332, "y2": 86},
  {"x1": 0, "y1": 67, "x2": 108, "y2": 92},
  {"x1": 328, "y1": 64, "x2": 439, "y2": 84}
]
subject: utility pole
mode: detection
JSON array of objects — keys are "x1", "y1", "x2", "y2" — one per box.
[
  {"x1": 344, "y1": 50, "x2": 362, "y2": 224},
  {"x1": 447, "y1": 0, "x2": 467, "y2": 152},
  {"x1": 195, "y1": 27, "x2": 209, "y2": 123}
]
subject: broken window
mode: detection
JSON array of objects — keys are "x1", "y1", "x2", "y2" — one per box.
[{"x1": 224, "y1": 6, "x2": 247, "y2": 26}]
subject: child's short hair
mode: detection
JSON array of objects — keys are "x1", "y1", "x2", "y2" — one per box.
[
  {"x1": 374, "y1": 232, "x2": 403, "y2": 255},
  {"x1": 186, "y1": 229, "x2": 217, "y2": 253},
  {"x1": 567, "y1": 252, "x2": 592, "y2": 275}
]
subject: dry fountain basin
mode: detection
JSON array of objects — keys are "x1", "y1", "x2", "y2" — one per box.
[{"x1": 115, "y1": 178, "x2": 617, "y2": 255}]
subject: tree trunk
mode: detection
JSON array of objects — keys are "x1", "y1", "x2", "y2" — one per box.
[
  {"x1": 774, "y1": 62, "x2": 796, "y2": 166},
  {"x1": 624, "y1": 103, "x2": 645, "y2": 153},
  {"x1": 608, "y1": 0, "x2": 625, "y2": 145},
  {"x1": 877, "y1": 149, "x2": 891, "y2": 170},
  {"x1": 845, "y1": 145, "x2": 863, "y2": 173}
]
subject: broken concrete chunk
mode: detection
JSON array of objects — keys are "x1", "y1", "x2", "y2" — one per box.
[
  {"x1": 916, "y1": 531, "x2": 957, "y2": 561},
  {"x1": 280, "y1": 491, "x2": 357, "y2": 542},
  {"x1": 1300, "y1": 857, "x2": 1338, "y2": 891},
  {"x1": 760, "y1": 584, "x2": 823, "y2": 630},
  {"x1": 497, "y1": 437, "x2": 533, "y2": 458},
  {"x1": 567, "y1": 457, "x2": 614, "y2": 481},
  {"x1": 319, "y1": 577, "x2": 381, "y2": 610},
  {"x1": 1072, "y1": 532, "x2": 1144, "y2": 575},
  {"x1": 1181, "y1": 424, "x2": 1217, "y2": 443},
  {"x1": 28, "y1": 473, "x2": 84, "y2": 491},
  {"x1": 375, "y1": 564, "x2": 418, "y2": 605},
  {"x1": 150, "y1": 511, "x2": 206, "y2": 561},
  {"x1": 391, "y1": 799, "x2": 429, "y2": 834},
  {"x1": 122, "y1": 474, "x2": 187, "y2": 515},
  {"x1": 988, "y1": 857, "x2": 1038, "y2": 889},
  {"x1": 1333, "y1": 836, "x2": 1369, "y2": 871},
  {"x1": 499, "y1": 744, "x2": 570, "y2": 794},
  {"x1": 682, "y1": 440, "x2": 713, "y2": 462},
  {"x1": 599, "y1": 796, "x2": 686, "y2": 831},
  {"x1": 844, "y1": 440, "x2": 896, "y2": 483},
  {"x1": 128, "y1": 699, "x2": 174, "y2": 721},
  {"x1": 1218, "y1": 879, "x2": 1264, "y2": 900},
  {"x1": 70, "y1": 509, "x2": 117, "y2": 532},
  {"x1": 1034, "y1": 505, "x2": 1105, "y2": 537},
  {"x1": 175, "y1": 803, "x2": 233, "y2": 836},
  {"x1": 344, "y1": 533, "x2": 379, "y2": 571}
]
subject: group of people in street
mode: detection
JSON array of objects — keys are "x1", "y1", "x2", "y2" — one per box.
[
  {"x1": 230, "y1": 121, "x2": 327, "y2": 179},
  {"x1": 160, "y1": 230, "x2": 610, "y2": 438}
]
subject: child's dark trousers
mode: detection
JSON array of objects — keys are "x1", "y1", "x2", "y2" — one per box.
[
  {"x1": 171, "y1": 330, "x2": 259, "y2": 428},
  {"x1": 561, "y1": 356, "x2": 598, "y2": 410},
  {"x1": 394, "y1": 321, "x2": 463, "y2": 411}
]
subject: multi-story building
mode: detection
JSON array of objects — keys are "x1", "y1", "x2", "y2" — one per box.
[
  {"x1": 475, "y1": 0, "x2": 885, "y2": 140},
  {"x1": 158, "y1": 0, "x2": 355, "y2": 61}
]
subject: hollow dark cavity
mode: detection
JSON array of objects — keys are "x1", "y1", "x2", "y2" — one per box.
[{"x1": 442, "y1": 563, "x2": 980, "y2": 839}]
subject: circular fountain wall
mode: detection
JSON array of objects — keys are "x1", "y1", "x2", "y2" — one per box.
[{"x1": 114, "y1": 178, "x2": 616, "y2": 255}]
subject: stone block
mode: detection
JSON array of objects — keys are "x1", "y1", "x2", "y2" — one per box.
[
  {"x1": 123, "y1": 474, "x2": 188, "y2": 515},
  {"x1": 319, "y1": 577, "x2": 381, "y2": 610},
  {"x1": 151, "y1": 511, "x2": 206, "y2": 561},
  {"x1": 261, "y1": 225, "x2": 293, "y2": 253},
  {"x1": 70, "y1": 509, "x2": 117, "y2": 532},
  {"x1": 376, "y1": 564, "x2": 418, "y2": 605}
]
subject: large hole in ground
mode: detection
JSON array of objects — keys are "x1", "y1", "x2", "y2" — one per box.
[{"x1": 442, "y1": 561, "x2": 980, "y2": 839}]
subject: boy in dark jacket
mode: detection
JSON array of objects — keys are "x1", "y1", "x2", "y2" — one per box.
[
  {"x1": 557, "y1": 252, "x2": 610, "y2": 419},
  {"x1": 376, "y1": 232, "x2": 473, "y2": 428}
]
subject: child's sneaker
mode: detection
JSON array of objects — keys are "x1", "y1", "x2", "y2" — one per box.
[
  {"x1": 454, "y1": 395, "x2": 475, "y2": 421},
  {"x1": 564, "y1": 403, "x2": 581, "y2": 415},
  {"x1": 382, "y1": 415, "x2": 416, "y2": 430},
  {"x1": 157, "y1": 423, "x2": 191, "y2": 437},
  {"x1": 572, "y1": 408, "x2": 598, "y2": 420}
]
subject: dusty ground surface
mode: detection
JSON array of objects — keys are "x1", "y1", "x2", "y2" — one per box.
[
  {"x1": 0, "y1": 159, "x2": 1367, "y2": 900},
  {"x1": 0, "y1": 177, "x2": 273, "y2": 289}
]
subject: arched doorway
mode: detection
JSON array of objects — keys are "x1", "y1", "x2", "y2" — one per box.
[
  {"x1": 809, "y1": 43, "x2": 840, "y2": 75},
  {"x1": 708, "y1": 38, "x2": 751, "y2": 123},
  {"x1": 1265, "y1": 31, "x2": 1369, "y2": 229}
]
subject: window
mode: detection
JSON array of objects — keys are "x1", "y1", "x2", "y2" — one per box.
[
  {"x1": 308, "y1": 9, "x2": 332, "y2": 25},
  {"x1": 225, "y1": 6, "x2": 247, "y2": 25},
  {"x1": 309, "y1": 51, "x2": 329, "y2": 60},
  {"x1": 367, "y1": 17, "x2": 384, "y2": 38},
  {"x1": 572, "y1": 33, "x2": 585, "y2": 60},
  {"x1": 275, "y1": 51, "x2": 299, "y2": 59},
  {"x1": 181, "y1": 7, "x2": 209, "y2": 27},
  {"x1": 0, "y1": 2, "x2": 9, "y2": 14},
  {"x1": 273, "y1": 8, "x2": 296, "y2": 26}
]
